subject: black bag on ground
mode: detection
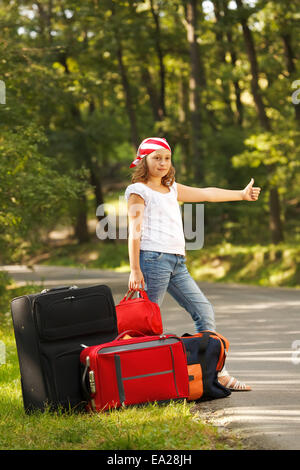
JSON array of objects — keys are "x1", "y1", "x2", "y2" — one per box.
[
  {"x1": 11, "y1": 284, "x2": 118, "y2": 413},
  {"x1": 181, "y1": 331, "x2": 231, "y2": 401}
]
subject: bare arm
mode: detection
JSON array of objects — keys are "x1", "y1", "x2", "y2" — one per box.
[
  {"x1": 177, "y1": 178, "x2": 261, "y2": 203},
  {"x1": 127, "y1": 193, "x2": 146, "y2": 290}
]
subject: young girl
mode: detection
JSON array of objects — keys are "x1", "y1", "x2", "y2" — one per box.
[{"x1": 124, "y1": 137, "x2": 261, "y2": 391}]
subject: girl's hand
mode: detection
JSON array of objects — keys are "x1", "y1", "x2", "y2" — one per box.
[
  {"x1": 242, "y1": 178, "x2": 261, "y2": 201},
  {"x1": 128, "y1": 269, "x2": 145, "y2": 291}
]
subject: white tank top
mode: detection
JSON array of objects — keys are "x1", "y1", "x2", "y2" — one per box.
[{"x1": 125, "y1": 181, "x2": 185, "y2": 256}]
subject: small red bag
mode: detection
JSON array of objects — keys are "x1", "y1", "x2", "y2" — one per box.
[{"x1": 116, "y1": 289, "x2": 163, "y2": 335}]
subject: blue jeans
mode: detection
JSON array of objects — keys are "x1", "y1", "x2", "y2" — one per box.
[{"x1": 139, "y1": 250, "x2": 216, "y2": 332}]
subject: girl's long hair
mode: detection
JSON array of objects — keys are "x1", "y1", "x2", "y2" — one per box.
[{"x1": 130, "y1": 154, "x2": 176, "y2": 187}]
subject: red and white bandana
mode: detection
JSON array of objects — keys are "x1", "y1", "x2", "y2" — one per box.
[{"x1": 130, "y1": 137, "x2": 171, "y2": 168}]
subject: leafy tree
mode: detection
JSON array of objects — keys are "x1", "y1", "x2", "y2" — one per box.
[{"x1": 1, "y1": 0, "x2": 299, "y2": 258}]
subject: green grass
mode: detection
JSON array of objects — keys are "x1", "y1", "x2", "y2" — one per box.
[
  {"x1": 0, "y1": 284, "x2": 243, "y2": 451},
  {"x1": 187, "y1": 242, "x2": 300, "y2": 288},
  {"x1": 0, "y1": 398, "x2": 238, "y2": 451},
  {"x1": 37, "y1": 240, "x2": 130, "y2": 272}
]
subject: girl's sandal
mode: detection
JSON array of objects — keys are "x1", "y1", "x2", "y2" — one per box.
[{"x1": 218, "y1": 375, "x2": 252, "y2": 391}]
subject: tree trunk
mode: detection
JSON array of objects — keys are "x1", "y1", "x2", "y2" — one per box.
[
  {"x1": 184, "y1": 0, "x2": 205, "y2": 184},
  {"x1": 90, "y1": 162, "x2": 104, "y2": 210},
  {"x1": 110, "y1": 1, "x2": 140, "y2": 151},
  {"x1": 129, "y1": 1, "x2": 165, "y2": 131},
  {"x1": 269, "y1": 188, "x2": 284, "y2": 244},
  {"x1": 236, "y1": 0, "x2": 283, "y2": 243},
  {"x1": 212, "y1": 0, "x2": 235, "y2": 124},
  {"x1": 115, "y1": 39, "x2": 140, "y2": 150},
  {"x1": 35, "y1": 0, "x2": 53, "y2": 43},
  {"x1": 54, "y1": 53, "x2": 91, "y2": 243},
  {"x1": 236, "y1": 0, "x2": 271, "y2": 131},
  {"x1": 281, "y1": 33, "x2": 300, "y2": 125},
  {"x1": 178, "y1": 73, "x2": 191, "y2": 179},
  {"x1": 74, "y1": 194, "x2": 90, "y2": 243},
  {"x1": 222, "y1": 0, "x2": 244, "y2": 126},
  {"x1": 150, "y1": 0, "x2": 166, "y2": 119},
  {"x1": 141, "y1": 66, "x2": 162, "y2": 122},
  {"x1": 282, "y1": 33, "x2": 296, "y2": 75}
]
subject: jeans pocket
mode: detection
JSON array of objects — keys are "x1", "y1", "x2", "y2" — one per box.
[{"x1": 143, "y1": 251, "x2": 164, "y2": 261}]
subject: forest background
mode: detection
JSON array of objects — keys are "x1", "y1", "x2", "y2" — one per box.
[{"x1": 1, "y1": 0, "x2": 300, "y2": 290}]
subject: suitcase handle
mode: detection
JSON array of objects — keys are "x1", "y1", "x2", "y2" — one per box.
[
  {"x1": 115, "y1": 330, "x2": 146, "y2": 341},
  {"x1": 119, "y1": 289, "x2": 148, "y2": 303},
  {"x1": 41, "y1": 285, "x2": 78, "y2": 294},
  {"x1": 81, "y1": 360, "x2": 91, "y2": 402}
]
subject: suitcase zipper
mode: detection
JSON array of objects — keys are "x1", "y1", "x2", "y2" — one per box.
[
  {"x1": 98, "y1": 337, "x2": 179, "y2": 355},
  {"x1": 41, "y1": 286, "x2": 78, "y2": 294}
]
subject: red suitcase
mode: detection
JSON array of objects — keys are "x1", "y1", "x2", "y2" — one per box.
[{"x1": 80, "y1": 330, "x2": 189, "y2": 412}]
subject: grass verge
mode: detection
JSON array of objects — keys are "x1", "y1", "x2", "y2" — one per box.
[{"x1": 187, "y1": 242, "x2": 300, "y2": 288}]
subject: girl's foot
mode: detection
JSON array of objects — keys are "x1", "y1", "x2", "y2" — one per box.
[{"x1": 218, "y1": 374, "x2": 252, "y2": 391}]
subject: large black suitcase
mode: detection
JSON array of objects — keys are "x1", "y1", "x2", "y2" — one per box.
[{"x1": 11, "y1": 284, "x2": 118, "y2": 413}]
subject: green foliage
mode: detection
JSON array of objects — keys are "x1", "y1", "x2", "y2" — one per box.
[
  {"x1": 0, "y1": 123, "x2": 90, "y2": 262},
  {"x1": 0, "y1": 271, "x2": 11, "y2": 297},
  {"x1": 232, "y1": 128, "x2": 300, "y2": 186},
  {"x1": 0, "y1": 0, "x2": 299, "y2": 261},
  {"x1": 231, "y1": 126, "x2": 300, "y2": 242},
  {"x1": 187, "y1": 242, "x2": 300, "y2": 288}
]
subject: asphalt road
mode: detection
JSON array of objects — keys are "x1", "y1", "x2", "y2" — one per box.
[{"x1": 3, "y1": 264, "x2": 300, "y2": 450}]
